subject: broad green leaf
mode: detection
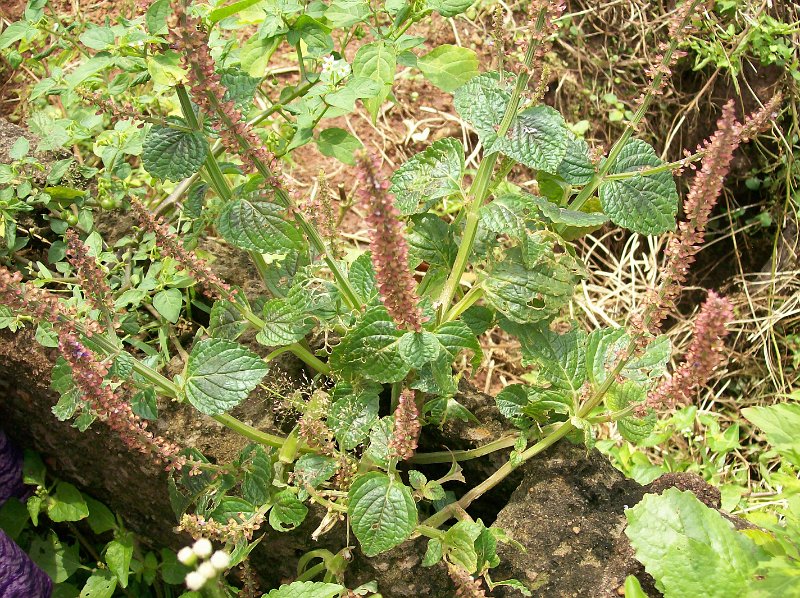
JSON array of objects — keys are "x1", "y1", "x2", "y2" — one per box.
[
  {"x1": 349, "y1": 252, "x2": 378, "y2": 303},
  {"x1": 142, "y1": 126, "x2": 208, "y2": 182},
  {"x1": 0, "y1": 21, "x2": 37, "y2": 50},
  {"x1": 48, "y1": 482, "x2": 89, "y2": 522},
  {"x1": 80, "y1": 569, "x2": 117, "y2": 598},
  {"x1": 522, "y1": 387, "x2": 572, "y2": 421},
  {"x1": 586, "y1": 329, "x2": 670, "y2": 386},
  {"x1": 481, "y1": 237, "x2": 582, "y2": 324},
  {"x1": 557, "y1": 135, "x2": 595, "y2": 184},
  {"x1": 606, "y1": 381, "x2": 655, "y2": 444},
  {"x1": 183, "y1": 339, "x2": 268, "y2": 415},
  {"x1": 324, "y1": 0, "x2": 370, "y2": 27},
  {"x1": 266, "y1": 581, "x2": 344, "y2": 598},
  {"x1": 427, "y1": 0, "x2": 475, "y2": 17},
  {"x1": 256, "y1": 294, "x2": 314, "y2": 346},
  {"x1": 328, "y1": 382, "x2": 381, "y2": 450},
  {"x1": 348, "y1": 472, "x2": 417, "y2": 556},
  {"x1": 399, "y1": 331, "x2": 440, "y2": 369},
  {"x1": 85, "y1": 497, "x2": 117, "y2": 535},
  {"x1": 495, "y1": 384, "x2": 530, "y2": 428},
  {"x1": 479, "y1": 194, "x2": 535, "y2": 239},
  {"x1": 423, "y1": 538, "x2": 443, "y2": 566},
  {"x1": 294, "y1": 454, "x2": 338, "y2": 489},
  {"x1": 408, "y1": 214, "x2": 457, "y2": 269},
  {"x1": 352, "y1": 42, "x2": 396, "y2": 120},
  {"x1": 626, "y1": 489, "x2": 766, "y2": 596},
  {"x1": 221, "y1": 68, "x2": 261, "y2": 110},
  {"x1": 242, "y1": 445, "x2": 274, "y2": 504},
  {"x1": 268, "y1": 489, "x2": 308, "y2": 531},
  {"x1": 413, "y1": 352, "x2": 459, "y2": 398},
  {"x1": 418, "y1": 45, "x2": 479, "y2": 92},
  {"x1": 598, "y1": 138, "x2": 679, "y2": 235},
  {"x1": 287, "y1": 15, "x2": 333, "y2": 57},
  {"x1": 365, "y1": 417, "x2": 393, "y2": 468},
  {"x1": 443, "y1": 520, "x2": 483, "y2": 573},
  {"x1": 493, "y1": 105, "x2": 570, "y2": 173},
  {"x1": 146, "y1": 0, "x2": 171, "y2": 34},
  {"x1": 454, "y1": 72, "x2": 512, "y2": 149},
  {"x1": 152, "y1": 288, "x2": 182, "y2": 323},
  {"x1": 105, "y1": 534, "x2": 134, "y2": 588},
  {"x1": 435, "y1": 320, "x2": 483, "y2": 368},
  {"x1": 749, "y1": 557, "x2": 800, "y2": 596},
  {"x1": 330, "y1": 306, "x2": 410, "y2": 383},
  {"x1": 623, "y1": 576, "x2": 649, "y2": 598},
  {"x1": 217, "y1": 195, "x2": 304, "y2": 253},
  {"x1": 29, "y1": 531, "x2": 81, "y2": 583},
  {"x1": 509, "y1": 322, "x2": 586, "y2": 394},
  {"x1": 391, "y1": 138, "x2": 464, "y2": 214},
  {"x1": 742, "y1": 403, "x2": 800, "y2": 467},
  {"x1": 209, "y1": 0, "x2": 263, "y2": 23},
  {"x1": 209, "y1": 298, "x2": 249, "y2": 340},
  {"x1": 211, "y1": 497, "x2": 255, "y2": 524},
  {"x1": 316, "y1": 127, "x2": 363, "y2": 165},
  {"x1": 528, "y1": 195, "x2": 608, "y2": 227}
]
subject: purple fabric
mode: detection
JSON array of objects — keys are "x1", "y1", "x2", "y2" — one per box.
[
  {"x1": 0, "y1": 430, "x2": 29, "y2": 507},
  {"x1": 0, "y1": 529, "x2": 53, "y2": 597}
]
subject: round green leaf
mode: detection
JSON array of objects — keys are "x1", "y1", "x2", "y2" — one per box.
[
  {"x1": 142, "y1": 126, "x2": 208, "y2": 182},
  {"x1": 316, "y1": 128, "x2": 363, "y2": 165},
  {"x1": 348, "y1": 472, "x2": 417, "y2": 556},
  {"x1": 217, "y1": 196, "x2": 304, "y2": 253}
]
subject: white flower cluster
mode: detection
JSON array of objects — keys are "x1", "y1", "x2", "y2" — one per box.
[
  {"x1": 320, "y1": 54, "x2": 351, "y2": 85},
  {"x1": 177, "y1": 538, "x2": 232, "y2": 591}
]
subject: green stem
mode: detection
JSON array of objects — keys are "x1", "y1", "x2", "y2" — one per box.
[
  {"x1": 444, "y1": 285, "x2": 484, "y2": 323},
  {"x1": 409, "y1": 434, "x2": 518, "y2": 464},
  {"x1": 289, "y1": 343, "x2": 332, "y2": 375},
  {"x1": 212, "y1": 414, "x2": 295, "y2": 449}
]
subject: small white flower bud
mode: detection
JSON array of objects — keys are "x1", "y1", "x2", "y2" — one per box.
[
  {"x1": 210, "y1": 550, "x2": 231, "y2": 571},
  {"x1": 192, "y1": 538, "x2": 213, "y2": 558},
  {"x1": 197, "y1": 561, "x2": 217, "y2": 580},
  {"x1": 177, "y1": 546, "x2": 196, "y2": 565},
  {"x1": 185, "y1": 571, "x2": 206, "y2": 591}
]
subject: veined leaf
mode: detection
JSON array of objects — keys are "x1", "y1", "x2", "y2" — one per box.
[
  {"x1": 399, "y1": 330, "x2": 441, "y2": 369},
  {"x1": 256, "y1": 290, "x2": 314, "y2": 346},
  {"x1": 352, "y1": 42, "x2": 396, "y2": 121},
  {"x1": 328, "y1": 382, "x2": 381, "y2": 450},
  {"x1": 217, "y1": 195, "x2": 304, "y2": 253},
  {"x1": 742, "y1": 403, "x2": 800, "y2": 468},
  {"x1": 586, "y1": 329, "x2": 670, "y2": 386},
  {"x1": 454, "y1": 72, "x2": 513, "y2": 149},
  {"x1": 508, "y1": 321, "x2": 587, "y2": 393},
  {"x1": 408, "y1": 214, "x2": 458, "y2": 269},
  {"x1": 598, "y1": 138, "x2": 679, "y2": 235},
  {"x1": 266, "y1": 581, "x2": 344, "y2": 598},
  {"x1": 391, "y1": 138, "x2": 464, "y2": 215},
  {"x1": 418, "y1": 45, "x2": 479, "y2": 92},
  {"x1": 605, "y1": 381, "x2": 655, "y2": 444},
  {"x1": 493, "y1": 105, "x2": 570, "y2": 173},
  {"x1": 142, "y1": 126, "x2": 208, "y2": 182},
  {"x1": 435, "y1": 320, "x2": 482, "y2": 368},
  {"x1": 348, "y1": 472, "x2": 417, "y2": 556},
  {"x1": 427, "y1": 0, "x2": 476, "y2": 18},
  {"x1": 183, "y1": 339, "x2": 268, "y2": 415},
  {"x1": 557, "y1": 135, "x2": 595, "y2": 184}
]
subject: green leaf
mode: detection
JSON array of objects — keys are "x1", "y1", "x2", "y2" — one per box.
[
  {"x1": 443, "y1": 520, "x2": 483, "y2": 573},
  {"x1": 509, "y1": 321, "x2": 586, "y2": 393},
  {"x1": 481, "y1": 237, "x2": 582, "y2": 324},
  {"x1": 211, "y1": 497, "x2": 255, "y2": 524},
  {"x1": 294, "y1": 454, "x2": 338, "y2": 489},
  {"x1": 256, "y1": 294, "x2": 314, "y2": 346},
  {"x1": 418, "y1": 45, "x2": 479, "y2": 92},
  {"x1": 152, "y1": 288, "x2": 182, "y2": 323},
  {"x1": 742, "y1": 403, "x2": 800, "y2": 467},
  {"x1": 528, "y1": 195, "x2": 608, "y2": 228},
  {"x1": 399, "y1": 331, "x2": 440, "y2": 369},
  {"x1": 349, "y1": 252, "x2": 378, "y2": 303},
  {"x1": 479, "y1": 194, "x2": 534, "y2": 239},
  {"x1": 268, "y1": 489, "x2": 308, "y2": 531},
  {"x1": 352, "y1": 42, "x2": 397, "y2": 121},
  {"x1": 209, "y1": 0, "x2": 263, "y2": 23},
  {"x1": 365, "y1": 417, "x2": 393, "y2": 468},
  {"x1": 29, "y1": 531, "x2": 81, "y2": 583},
  {"x1": 183, "y1": 339, "x2": 268, "y2": 415},
  {"x1": 625, "y1": 489, "x2": 765, "y2": 596},
  {"x1": 408, "y1": 215, "x2": 457, "y2": 268},
  {"x1": 422, "y1": 538, "x2": 443, "y2": 566},
  {"x1": 105, "y1": 534, "x2": 134, "y2": 588},
  {"x1": 328, "y1": 382, "x2": 381, "y2": 450},
  {"x1": 142, "y1": 126, "x2": 208, "y2": 182},
  {"x1": 598, "y1": 138, "x2": 679, "y2": 235},
  {"x1": 217, "y1": 195, "x2": 304, "y2": 253},
  {"x1": 287, "y1": 15, "x2": 333, "y2": 57},
  {"x1": 427, "y1": 0, "x2": 476, "y2": 17},
  {"x1": 495, "y1": 384, "x2": 530, "y2": 428},
  {"x1": 0, "y1": 498, "x2": 29, "y2": 539},
  {"x1": 330, "y1": 306, "x2": 410, "y2": 383},
  {"x1": 606, "y1": 381, "x2": 655, "y2": 444},
  {"x1": 454, "y1": 72, "x2": 512, "y2": 150},
  {"x1": 348, "y1": 472, "x2": 417, "y2": 556},
  {"x1": 493, "y1": 105, "x2": 570, "y2": 173},
  {"x1": 48, "y1": 482, "x2": 89, "y2": 522},
  {"x1": 435, "y1": 320, "x2": 483, "y2": 368},
  {"x1": 316, "y1": 128, "x2": 363, "y2": 165},
  {"x1": 85, "y1": 497, "x2": 117, "y2": 535},
  {"x1": 586, "y1": 329, "x2": 670, "y2": 386},
  {"x1": 557, "y1": 135, "x2": 595, "y2": 185},
  {"x1": 146, "y1": 0, "x2": 171, "y2": 34},
  {"x1": 324, "y1": 0, "x2": 370, "y2": 27},
  {"x1": 209, "y1": 298, "x2": 248, "y2": 340},
  {"x1": 623, "y1": 576, "x2": 649, "y2": 598},
  {"x1": 242, "y1": 445, "x2": 274, "y2": 504},
  {"x1": 221, "y1": 68, "x2": 261, "y2": 110},
  {"x1": 266, "y1": 581, "x2": 344, "y2": 598},
  {"x1": 391, "y1": 138, "x2": 464, "y2": 215},
  {"x1": 80, "y1": 569, "x2": 117, "y2": 598}
]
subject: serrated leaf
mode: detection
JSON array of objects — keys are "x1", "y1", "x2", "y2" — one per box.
[
  {"x1": 586, "y1": 329, "x2": 670, "y2": 386},
  {"x1": 142, "y1": 126, "x2": 208, "y2": 182},
  {"x1": 508, "y1": 321, "x2": 587, "y2": 394},
  {"x1": 479, "y1": 194, "x2": 534, "y2": 240},
  {"x1": 408, "y1": 214, "x2": 458, "y2": 268},
  {"x1": 221, "y1": 68, "x2": 260, "y2": 110},
  {"x1": 242, "y1": 445, "x2": 273, "y2": 504},
  {"x1": 48, "y1": 482, "x2": 89, "y2": 522},
  {"x1": 211, "y1": 497, "x2": 256, "y2": 524},
  {"x1": 454, "y1": 72, "x2": 512, "y2": 149},
  {"x1": 606, "y1": 381, "x2": 655, "y2": 444},
  {"x1": 348, "y1": 472, "x2": 417, "y2": 556},
  {"x1": 443, "y1": 520, "x2": 483, "y2": 573},
  {"x1": 422, "y1": 538, "x2": 443, "y2": 566},
  {"x1": 626, "y1": 489, "x2": 765, "y2": 596},
  {"x1": 399, "y1": 331, "x2": 440, "y2": 369},
  {"x1": 106, "y1": 534, "x2": 133, "y2": 588},
  {"x1": 294, "y1": 454, "x2": 338, "y2": 489},
  {"x1": 209, "y1": 299, "x2": 249, "y2": 340},
  {"x1": 481, "y1": 238, "x2": 582, "y2": 324},
  {"x1": 183, "y1": 339, "x2": 268, "y2": 415},
  {"x1": 742, "y1": 403, "x2": 800, "y2": 467},
  {"x1": 349, "y1": 252, "x2": 378, "y2": 303},
  {"x1": 330, "y1": 306, "x2": 409, "y2": 383},
  {"x1": 557, "y1": 135, "x2": 595, "y2": 184},
  {"x1": 528, "y1": 195, "x2": 608, "y2": 227},
  {"x1": 256, "y1": 294, "x2": 314, "y2": 346},
  {"x1": 269, "y1": 489, "x2": 308, "y2": 531},
  {"x1": 435, "y1": 320, "x2": 482, "y2": 368},
  {"x1": 599, "y1": 138, "x2": 679, "y2": 235},
  {"x1": 352, "y1": 41, "x2": 396, "y2": 121},
  {"x1": 418, "y1": 45, "x2": 478, "y2": 92},
  {"x1": 391, "y1": 138, "x2": 464, "y2": 215},
  {"x1": 365, "y1": 417, "x2": 393, "y2": 468},
  {"x1": 495, "y1": 384, "x2": 530, "y2": 428},
  {"x1": 328, "y1": 382, "x2": 381, "y2": 450},
  {"x1": 266, "y1": 581, "x2": 344, "y2": 598},
  {"x1": 493, "y1": 105, "x2": 570, "y2": 173},
  {"x1": 217, "y1": 195, "x2": 304, "y2": 253}
]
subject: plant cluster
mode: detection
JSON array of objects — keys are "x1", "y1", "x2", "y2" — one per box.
[{"x1": 0, "y1": 0, "x2": 795, "y2": 595}]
